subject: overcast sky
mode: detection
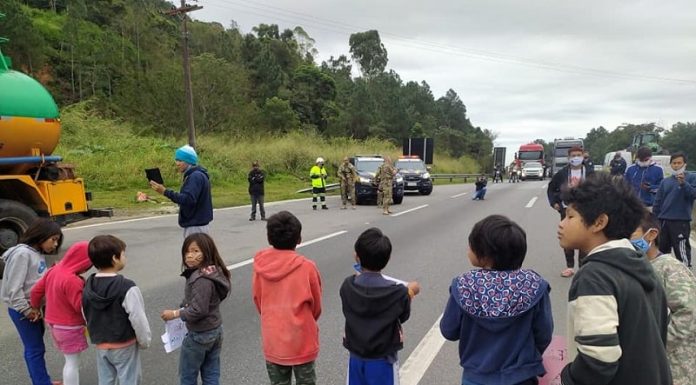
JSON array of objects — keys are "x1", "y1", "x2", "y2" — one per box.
[{"x1": 193, "y1": 0, "x2": 696, "y2": 158}]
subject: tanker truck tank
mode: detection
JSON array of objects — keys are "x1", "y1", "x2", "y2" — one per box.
[{"x1": 0, "y1": 69, "x2": 62, "y2": 174}]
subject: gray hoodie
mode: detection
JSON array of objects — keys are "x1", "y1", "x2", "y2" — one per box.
[
  {"x1": 179, "y1": 265, "x2": 230, "y2": 332},
  {"x1": 0, "y1": 245, "x2": 48, "y2": 315}
]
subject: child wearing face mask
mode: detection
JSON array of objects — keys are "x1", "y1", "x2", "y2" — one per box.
[
  {"x1": 653, "y1": 151, "x2": 696, "y2": 267},
  {"x1": 546, "y1": 146, "x2": 594, "y2": 277},
  {"x1": 631, "y1": 210, "x2": 696, "y2": 385},
  {"x1": 161, "y1": 233, "x2": 231, "y2": 385},
  {"x1": 624, "y1": 146, "x2": 664, "y2": 208}
]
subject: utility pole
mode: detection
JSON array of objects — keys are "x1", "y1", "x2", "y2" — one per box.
[{"x1": 165, "y1": 1, "x2": 202, "y2": 148}]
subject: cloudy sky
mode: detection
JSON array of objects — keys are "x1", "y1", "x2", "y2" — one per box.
[{"x1": 193, "y1": 0, "x2": 696, "y2": 156}]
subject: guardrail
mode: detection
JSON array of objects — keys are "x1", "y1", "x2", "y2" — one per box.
[
  {"x1": 295, "y1": 183, "x2": 341, "y2": 194},
  {"x1": 431, "y1": 174, "x2": 488, "y2": 183}
]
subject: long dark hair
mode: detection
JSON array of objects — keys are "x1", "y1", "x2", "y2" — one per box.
[
  {"x1": 19, "y1": 218, "x2": 63, "y2": 254},
  {"x1": 181, "y1": 233, "x2": 230, "y2": 281}
]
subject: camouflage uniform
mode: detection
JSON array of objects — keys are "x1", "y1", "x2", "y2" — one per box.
[
  {"x1": 651, "y1": 254, "x2": 696, "y2": 385},
  {"x1": 337, "y1": 162, "x2": 357, "y2": 208},
  {"x1": 265, "y1": 361, "x2": 316, "y2": 385},
  {"x1": 375, "y1": 163, "x2": 396, "y2": 214}
]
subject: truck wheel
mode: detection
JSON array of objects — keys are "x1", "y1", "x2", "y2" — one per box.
[{"x1": 0, "y1": 200, "x2": 38, "y2": 253}]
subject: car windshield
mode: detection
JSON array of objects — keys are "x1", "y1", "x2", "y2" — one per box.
[
  {"x1": 524, "y1": 162, "x2": 542, "y2": 168},
  {"x1": 518, "y1": 151, "x2": 543, "y2": 160},
  {"x1": 395, "y1": 160, "x2": 426, "y2": 171},
  {"x1": 355, "y1": 160, "x2": 384, "y2": 173}
]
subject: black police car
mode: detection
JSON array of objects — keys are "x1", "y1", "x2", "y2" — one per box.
[
  {"x1": 349, "y1": 155, "x2": 404, "y2": 205},
  {"x1": 394, "y1": 156, "x2": 433, "y2": 195}
]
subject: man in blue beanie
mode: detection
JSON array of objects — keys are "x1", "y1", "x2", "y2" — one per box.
[{"x1": 150, "y1": 145, "x2": 213, "y2": 237}]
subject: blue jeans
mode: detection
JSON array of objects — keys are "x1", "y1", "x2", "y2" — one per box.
[
  {"x1": 347, "y1": 355, "x2": 398, "y2": 385},
  {"x1": 250, "y1": 194, "x2": 265, "y2": 219},
  {"x1": 180, "y1": 325, "x2": 223, "y2": 385},
  {"x1": 96, "y1": 343, "x2": 141, "y2": 385},
  {"x1": 8, "y1": 308, "x2": 53, "y2": 385}
]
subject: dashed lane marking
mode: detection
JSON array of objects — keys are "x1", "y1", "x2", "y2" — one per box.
[
  {"x1": 525, "y1": 197, "x2": 538, "y2": 208},
  {"x1": 391, "y1": 204, "x2": 429, "y2": 217},
  {"x1": 450, "y1": 192, "x2": 469, "y2": 198},
  {"x1": 541, "y1": 184, "x2": 548, "y2": 189},
  {"x1": 399, "y1": 314, "x2": 446, "y2": 385},
  {"x1": 225, "y1": 230, "x2": 347, "y2": 270}
]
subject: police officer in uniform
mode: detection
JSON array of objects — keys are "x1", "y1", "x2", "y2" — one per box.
[
  {"x1": 338, "y1": 157, "x2": 357, "y2": 209},
  {"x1": 375, "y1": 156, "x2": 396, "y2": 215},
  {"x1": 310, "y1": 157, "x2": 328, "y2": 210}
]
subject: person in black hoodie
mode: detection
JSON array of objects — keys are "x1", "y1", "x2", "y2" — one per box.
[
  {"x1": 558, "y1": 173, "x2": 671, "y2": 385},
  {"x1": 547, "y1": 146, "x2": 594, "y2": 277},
  {"x1": 440, "y1": 215, "x2": 553, "y2": 385},
  {"x1": 248, "y1": 160, "x2": 266, "y2": 221},
  {"x1": 340, "y1": 228, "x2": 420, "y2": 385}
]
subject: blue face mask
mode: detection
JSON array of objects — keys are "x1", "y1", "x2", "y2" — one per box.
[{"x1": 630, "y1": 237, "x2": 650, "y2": 253}]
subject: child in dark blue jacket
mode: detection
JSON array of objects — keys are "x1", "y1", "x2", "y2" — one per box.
[{"x1": 440, "y1": 215, "x2": 553, "y2": 385}]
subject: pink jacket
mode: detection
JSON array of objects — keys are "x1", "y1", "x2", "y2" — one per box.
[
  {"x1": 252, "y1": 247, "x2": 322, "y2": 365},
  {"x1": 31, "y1": 241, "x2": 91, "y2": 326}
]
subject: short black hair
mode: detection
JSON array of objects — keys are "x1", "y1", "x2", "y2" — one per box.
[
  {"x1": 670, "y1": 151, "x2": 687, "y2": 163},
  {"x1": 266, "y1": 211, "x2": 302, "y2": 250},
  {"x1": 19, "y1": 218, "x2": 63, "y2": 254},
  {"x1": 468, "y1": 215, "x2": 527, "y2": 270},
  {"x1": 568, "y1": 146, "x2": 583, "y2": 155},
  {"x1": 88, "y1": 235, "x2": 126, "y2": 269},
  {"x1": 636, "y1": 146, "x2": 652, "y2": 160},
  {"x1": 354, "y1": 227, "x2": 392, "y2": 271},
  {"x1": 182, "y1": 233, "x2": 231, "y2": 281},
  {"x1": 562, "y1": 173, "x2": 644, "y2": 240},
  {"x1": 638, "y1": 210, "x2": 661, "y2": 247}
]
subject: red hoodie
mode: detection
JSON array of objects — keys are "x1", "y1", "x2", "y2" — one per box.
[
  {"x1": 252, "y1": 247, "x2": 322, "y2": 365},
  {"x1": 31, "y1": 241, "x2": 92, "y2": 326}
]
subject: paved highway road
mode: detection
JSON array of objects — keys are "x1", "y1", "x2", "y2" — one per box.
[{"x1": 1, "y1": 181, "x2": 579, "y2": 384}]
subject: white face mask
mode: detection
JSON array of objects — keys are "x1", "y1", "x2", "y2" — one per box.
[
  {"x1": 672, "y1": 165, "x2": 686, "y2": 174},
  {"x1": 636, "y1": 159, "x2": 651, "y2": 167},
  {"x1": 569, "y1": 156, "x2": 583, "y2": 167}
]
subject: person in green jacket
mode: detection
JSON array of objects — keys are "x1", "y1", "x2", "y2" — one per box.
[{"x1": 310, "y1": 157, "x2": 328, "y2": 210}]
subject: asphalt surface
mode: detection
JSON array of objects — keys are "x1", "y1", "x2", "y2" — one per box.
[{"x1": 0, "y1": 180, "x2": 600, "y2": 384}]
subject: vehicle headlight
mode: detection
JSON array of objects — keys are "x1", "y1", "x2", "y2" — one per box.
[
  {"x1": 396, "y1": 176, "x2": 404, "y2": 183},
  {"x1": 422, "y1": 172, "x2": 430, "y2": 179},
  {"x1": 359, "y1": 176, "x2": 371, "y2": 184}
]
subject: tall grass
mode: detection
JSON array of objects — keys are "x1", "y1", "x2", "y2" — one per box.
[{"x1": 55, "y1": 103, "x2": 480, "y2": 212}]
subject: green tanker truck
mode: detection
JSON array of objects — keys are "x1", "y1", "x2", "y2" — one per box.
[{"x1": 0, "y1": 13, "x2": 110, "y2": 253}]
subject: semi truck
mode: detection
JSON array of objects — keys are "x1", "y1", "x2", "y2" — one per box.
[
  {"x1": 552, "y1": 138, "x2": 584, "y2": 175},
  {"x1": 0, "y1": 17, "x2": 110, "y2": 252}
]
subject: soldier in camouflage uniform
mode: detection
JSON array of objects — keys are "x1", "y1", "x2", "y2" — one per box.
[
  {"x1": 375, "y1": 157, "x2": 396, "y2": 215},
  {"x1": 338, "y1": 157, "x2": 357, "y2": 210},
  {"x1": 633, "y1": 213, "x2": 696, "y2": 385}
]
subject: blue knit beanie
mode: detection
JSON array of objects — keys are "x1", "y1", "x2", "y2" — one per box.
[{"x1": 175, "y1": 145, "x2": 198, "y2": 165}]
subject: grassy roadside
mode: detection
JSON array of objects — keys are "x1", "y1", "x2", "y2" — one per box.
[{"x1": 56, "y1": 104, "x2": 479, "y2": 215}]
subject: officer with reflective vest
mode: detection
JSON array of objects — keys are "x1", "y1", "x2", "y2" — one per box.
[{"x1": 310, "y1": 157, "x2": 328, "y2": 210}]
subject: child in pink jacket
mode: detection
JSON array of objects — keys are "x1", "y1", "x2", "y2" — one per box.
[{"x1": 31, "y1": 241, "x2": 92, "y2": 385}]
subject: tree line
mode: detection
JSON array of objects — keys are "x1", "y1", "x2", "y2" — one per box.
[{"x1": 0, "y1": 0, "x2": 494, "y2": 167}]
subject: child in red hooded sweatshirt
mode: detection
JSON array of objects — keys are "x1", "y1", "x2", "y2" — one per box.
[
  {"x1": 31, "y1": 241, "x2": 92, "y2": 385},
  {"x1": 253, "y1": 211, "x2": 323, "y2": 385}
]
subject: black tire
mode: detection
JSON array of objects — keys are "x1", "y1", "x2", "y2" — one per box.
[
  {"x1": 0, "y1": 199, "x2": 38, "y2": 254},
  {"x1": 393, "y1": 194, "x2": 404, "y2": 204}
]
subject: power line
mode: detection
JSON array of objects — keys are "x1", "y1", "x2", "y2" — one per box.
[{"x1": 204, "y1": 0, "x2": 696, "y2": 86}]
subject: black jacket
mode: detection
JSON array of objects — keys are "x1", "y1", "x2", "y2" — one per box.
[
  {"x1": 340, "y1": 275, "x2": 411, "y2": 359},
  {"x1": 546, "y1": 165, "x2": 594, "y2": 207},
  {"x1": 82, "y1": 274, "x2": 136, "y2": 344},
  {"x1": 609, "y1": 158, "x2": 627, "y2": 176},
  {"x1": 248, "y1": 168, "x2": 265, "y2": 195},
  {"x1": 561, "y1": 241, "x2": 671, "y2": 385}
]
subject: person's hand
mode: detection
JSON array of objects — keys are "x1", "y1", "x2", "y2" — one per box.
[
  {"x1": 407, "y1": 281, "x2": 421, "y2": 297},
  {"x1": 26, "y1": 308, "x2": 42, "y2": 322},
  {"x1": 149, "y1": 180, "x2": 166, "y2": 194},
  {"x1": 641, "y1": 181, "x2": 651, "y2": 191},
  {"x1": 553, "y1": 203, "x2": 561, "y2": 211},
  {"x1": 676, "y1": 173, "x2": 685, "y2": 185},
  {"x1": 160, "y1": 309, "x2": 179, "y2": 321}
]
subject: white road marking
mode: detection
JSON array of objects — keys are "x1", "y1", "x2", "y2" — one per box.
[
  {"x1": 225, "y1": 230, "x2": 347, "y2": 270},
  {"x1": 541, "y1": 184, "x2": 548, "y2": 189},
  {"x1": 391, "y1": 204, "x2": 429, "y2": 217},
  {"x1": 450, "y1": 192, "x2": 468, "y2": 198},
  {"x1": 525, "y1": 197, "x2": 538, "y2": 208},
  {"x1": 399, "y1": 314, "x2": 446, "y2": 385}
]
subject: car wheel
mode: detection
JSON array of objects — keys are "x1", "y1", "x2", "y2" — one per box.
[{"x1": 393, "y1": 194, "x2": 404, "y2": 204}]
